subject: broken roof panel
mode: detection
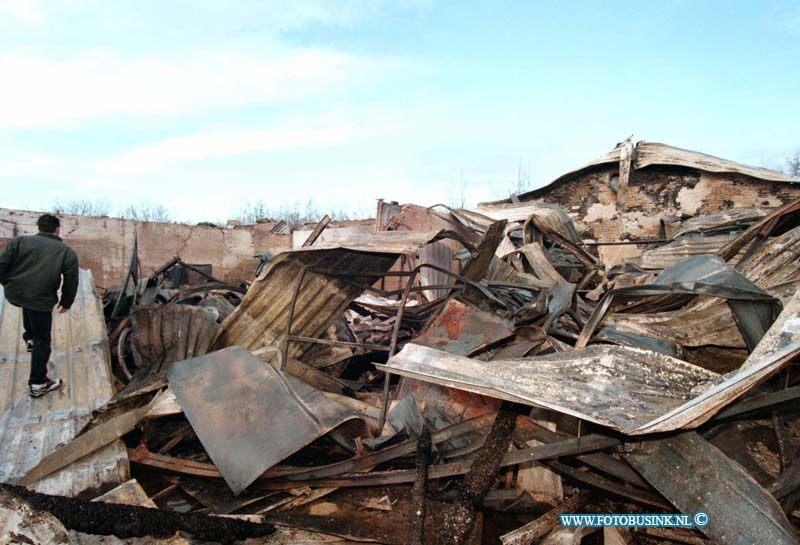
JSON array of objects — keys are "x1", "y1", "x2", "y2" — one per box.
[
  {"x1": 665, "y1": 207, "x2": 773, "y2": 240},
  {"x1": 380, "y1": 343, "x2": 717, "y2": 434},
  {"x1": 633, "y1": 141, "x2": 799, "y2": 182},
  {"x1": 611, "y1": 227, "x2": 800, "y2": 347},
  {"x1": 382, "y1": 289, "x2": 800, "y2": 435},
  {"x1": 474, "y1": 202, "x2": 583, "y2": 245},
  {"x1": 625, "y1": 432, "x2": 799, "y2": 545},
  {"x1": 483, "y1": 141, "x2": 799, "y2": 204},
  {"x1": 167, "y1": 347, "x2": 362, "y2": 495},
  {"x1": 214, "y1": 229, "x2": 475, "y2": 355},
  {"x1": 0, "y1": 270, "x2": 129, "y2": 496}
]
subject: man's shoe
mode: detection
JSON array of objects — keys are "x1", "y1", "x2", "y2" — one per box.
[
  {"x1": 25, "y1": 339, "x2": 33, "y2": 353},
  {"x1": 29, "y1": 378, "x2": 63, "y2": 398}
]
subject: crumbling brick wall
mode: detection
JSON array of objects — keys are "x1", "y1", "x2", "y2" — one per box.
[
  {"x1": 0, "y1": 208, "x2": 291, "y2": 289},
  {"x1": 531, "y1": 165, "x2": 800, "y2": 242}
]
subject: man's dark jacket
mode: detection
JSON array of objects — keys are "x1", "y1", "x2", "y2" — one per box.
[{"x1": 0, "y1": 233, "x2": 79, "y2": 312}]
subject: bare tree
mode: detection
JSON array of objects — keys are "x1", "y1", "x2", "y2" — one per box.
[
  {"x1": 785, "y1": 149, "x2": 800, "y2": 177},
  {"x1": 448, "y1": 169, "x2": 468, "y2": 209},
  {"x1": 237, "y1": 200, "x2": 273, "y2": 224},
  {"x1": 119, "y1": 202, "x2": 173, "y2": 222},
  {"x1": 51, "y1": 198, "x2": 112, "y2": 217},
  {"x1": 508, "y1": 163, "x2": 533, "y2": 197},
  {"x1": 236, "y1": 199, "x2": 353, "y2": 227}
]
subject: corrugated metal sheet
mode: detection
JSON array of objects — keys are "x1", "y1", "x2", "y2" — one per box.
[
  {"x1": 610, "y1": 225, "x2": 800, "y2": 348},
  {"x1": 0, "y1": 269, "x2": 128, "y2": 496},
  {"x1": 636, "y1": 235, "x2": 735, "y2": 270},
  {"x1": 381, "y1": 288, "x2": 800, "y2": 435},
  {"x1": 665, "y1": 207, "x2": 771, "y2": 239},
  {"x1": 214, "y1": 230, "x2": 469, "y2": 355},
  {"x1": 381, "y1": 343, "x2": 717, "y2": 434}
]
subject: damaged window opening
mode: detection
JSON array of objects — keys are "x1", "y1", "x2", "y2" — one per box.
[{"x1": 609, "y1": 173, "x2": 620, "y2": 193}]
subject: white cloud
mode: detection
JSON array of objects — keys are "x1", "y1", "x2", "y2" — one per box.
[
  {"x1": 0, "y1": 47, "x2": 377, "y2": 128},
  {"x1": 97, "y1": 124, "x2": 357, "y2": 175},
  {"x1": 0, "y1": 0, "x2": 48, "y2": 24}
]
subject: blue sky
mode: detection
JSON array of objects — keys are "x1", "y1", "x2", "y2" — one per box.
[{"x1": 1, "y1": 0, "x2": 798, "y2": 222}]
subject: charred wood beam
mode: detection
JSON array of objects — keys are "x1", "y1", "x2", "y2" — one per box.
[
  {"x1": 514, "y1": 415, "x2": 648, "y2": 489},
  {"x1": 437, "y1": 409, "x2": 516, "y2": 545},
  {"x1": 712, "y1": 385, "x2": 800, "y2": 421},
  {"x1": 409, "y1": 425, "x2": 432, "y2": 545},
  {"x1": 1, "y1": 484, "x2": 274, "y2": 544},
  {"x1": 301, "y1": 214, "x2": 331, "y2": 247}
]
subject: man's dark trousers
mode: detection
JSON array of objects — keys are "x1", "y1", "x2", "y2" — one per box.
[{"x1": 22, "y1": 308, "x2": 52, "y2": 385}]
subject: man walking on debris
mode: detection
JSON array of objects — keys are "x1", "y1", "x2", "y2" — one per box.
[{"x1": 0, "y1": 214, "x2": 79, "y2": 397}]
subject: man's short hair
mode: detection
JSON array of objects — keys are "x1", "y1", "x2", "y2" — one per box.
[{"x1": 37, "y1": 214, "x2": 61, "y2": 233}]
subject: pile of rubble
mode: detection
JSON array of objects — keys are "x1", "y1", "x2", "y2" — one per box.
[{"x1": 2, "y1": 196, "x2": 800, "y2": 545}]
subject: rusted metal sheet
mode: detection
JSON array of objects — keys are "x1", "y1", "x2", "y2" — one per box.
[
  {"x1": 381, "y1": 343, "x2": 717, "y2": 434},
  {"x1": 717, "y1": 197, "x2": 800, "y2": 262},
  {"x1": 633, "y1": 141, "x2": 799, "y2": 182},
  {"x1": 167, "y1": 347, "x2": 363, "y2": 495},
  {"x1": 624, "y1": 432, "x2": 799, "y2": 545},
  {"x1": 383, "y1": 204, "x2": 486, "y2": 247},
  {"x1": 609, "y1": 227, "x2": 800, "y2": 349},
  {"x1": 0, "y1": 270, "x2": 129, "y2": 496},
  {"x1": 736, "y1": 225, "x2": 800, "y2": 300},
  {"x1": 636, "y1": 235, "x2": 735, "y2": 270},
  {"x1": 214, "y1": 231, "x2": 462, "y2": 356},
  {"x1": 413, "y1": 299, "x2": 514, "y2": 356},
  {"x1": 396, "y1": 299, "x2": 513, "y2": 426},
  {"x1": 629, "y1": 288, "x2": 800, "y2": 433},
  {"x1": 112, "y1": 304, "x2": 219, "y2": 404},
  {"x1": 505, "y1": 242, "x2": 568, "y2": 287},
  {"x1": 129, "y1": 304, "x2": 219, "y2": 370},
  {"x1": 418, "y1": 241, "x2": 455, "y2": 301}
]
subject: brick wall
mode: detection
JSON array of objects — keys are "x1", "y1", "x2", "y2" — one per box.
[
  {"x1": 531, "y1": 165, "x2": 800, "y2": 242},
  {"x1": 0, "y1": 208, "x2": 292, "y2": 289}
]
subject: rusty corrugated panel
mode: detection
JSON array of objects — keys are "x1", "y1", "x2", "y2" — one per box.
[
  {"x1": 214, "y1": 231, "x2": 467, "y2": 355},
  {"x1": 111, "y1": 304, "x2": 219, "y2": 405},
  {"x1": 482, "y1": 142, "x2": 798, "y2": 206},
  {"x1": 129, "y1": 304, "x2": 219, "y2": 370},
  {"x1": 580, "y1": 255, "x2": 782, "y2": 351},
  {"x1": 633, "y1": 141, "x2": 800, "y2": 183},
  {"x1": 610, "y1": 227, "x2": 800, "y2": 348},
  {"x1": 0, "y1": 270, "x2": 129, "y2": 496},
  {"x1": 418, "y1": 241, "x2": 455, "y2": 301}
]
